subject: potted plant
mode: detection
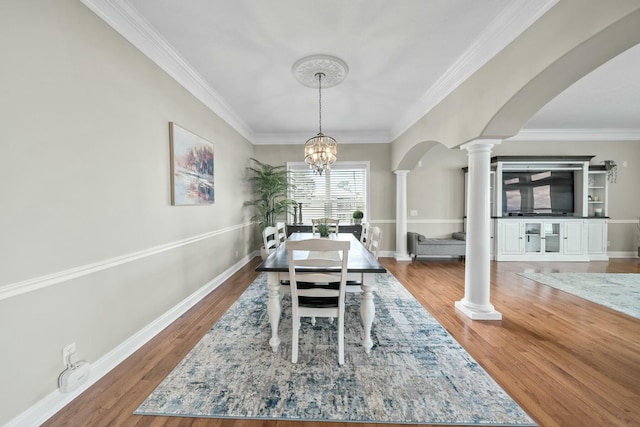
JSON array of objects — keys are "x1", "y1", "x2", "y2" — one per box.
[
  {"x1": 244, "y1": 158, "x2": 296, "y2": 254},
  {"x1": 316, "y1": 222, "x2": 331, "y2": 237},
  {"x1": 352, "y1": 210, "x2": 364, "y2": 224}
]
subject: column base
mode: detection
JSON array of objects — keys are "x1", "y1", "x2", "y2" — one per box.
[
  {"x1": 394, "y1": 253, "x2": 412, "y2": 262},
  {"x1": 455, "y1": 300, "x2": 502, "y2": 320}
]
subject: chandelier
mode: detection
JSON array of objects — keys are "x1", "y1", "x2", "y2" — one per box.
[
  {"x1": 292, "y1": 55, "x2": 348, "y2": 175},
  {"x1": 304, "y1": 72, "x2": 337, "y2": 174}
]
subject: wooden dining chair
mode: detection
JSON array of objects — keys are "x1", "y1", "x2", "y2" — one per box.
[
  {"x1": 276, "y1": 221, "x2": 287, "y2": 244},
  {"x1": 287, "y1": 238, "x2": 350, "y2": 365},
  {"x1": 262, "y1": 226, "x2": 279, "y2": 255},
  {"x1": 311, "y1": 218, "x2": 340, "y2": 234},
  {"x1": 360, "y1": 222, "x2": 370, "y2": 245},
  {"x1": 367, "y1": 226, "x2": 382, "y2": 259}
]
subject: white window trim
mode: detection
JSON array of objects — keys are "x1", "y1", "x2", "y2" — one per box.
[{"x1": 287, "y1": 161, "x2": 371, "y2": 224}]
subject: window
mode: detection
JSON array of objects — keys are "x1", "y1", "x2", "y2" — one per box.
[{"x1": 287, "y1": 162, "x2": 369, "y2": 223}]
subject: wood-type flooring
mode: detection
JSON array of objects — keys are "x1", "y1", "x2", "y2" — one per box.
[{"x1": 43, "y1": 257, "x2": 640, "y2": 427}]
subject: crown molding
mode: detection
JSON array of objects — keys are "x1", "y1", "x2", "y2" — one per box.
[
  {"x1": 252, "y1": 131, "x2": 392, "y2": 145},
  {"x1": 81, "y1": 0, "x2": 563, "y2": 146},
  {"x1": 390, "y1": 0, "x2": 558, "y2": 141},
  {"x1": 507, "y1": 128, "x2": 640, "y2": 141},
  {"x1": 80, "y1": 0, "x2": 255, "y2": 142}
]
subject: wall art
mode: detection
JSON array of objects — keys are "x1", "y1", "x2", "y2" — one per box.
[{"x1": 169, "y1": 122, "x2": 214, "y2": 205}]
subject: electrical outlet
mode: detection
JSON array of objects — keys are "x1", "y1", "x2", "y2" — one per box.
[
  {"x1": 62, "y1": 343, "x2": 76, "y2": 366},
  {"x1": 235, "y1": 250, "x2": 239, "y2": 258}
]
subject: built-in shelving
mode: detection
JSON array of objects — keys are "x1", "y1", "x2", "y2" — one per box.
[
  {"x1": 587, "y1": 165, "x2": 608, "y2": 218},
  {"x1": 463, "y1": 156, "x2": 609, "y2": 261}
]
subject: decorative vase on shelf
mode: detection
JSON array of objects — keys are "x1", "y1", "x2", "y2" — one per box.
[{"x1": 298, "y1": 203, "x2": 303, "y2": 224}]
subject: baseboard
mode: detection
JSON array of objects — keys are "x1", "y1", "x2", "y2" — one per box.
[
  {"x1": 607, "y1": 251, "x2": 639, "y2": 258},
  {"x1": 5, "y1": 254, "x2": 255, "y2": 427}
]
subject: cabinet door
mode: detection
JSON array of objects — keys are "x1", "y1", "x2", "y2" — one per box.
[
  {"x1": 587, "y1": 220, "x2": 607, "y2": 254},
  {"x1": 543, "y1": 222, "x2": 561, "y2": 253},
  {"x1": 563, "y1": 221, "x2": 585, "y2": 255},
  {"x1": 524, "y1": 223, "x2": 542, "y2": 253},
  {"x1": 501, "y1": 221, "x2": 523, "y2": 254}
]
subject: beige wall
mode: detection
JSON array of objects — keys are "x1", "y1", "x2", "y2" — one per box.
[
  {"x1": 0, "y1": 1, "x2": 254, "y2": 423},
  {"x1": 2, "y1": 1, "x2": 639, "y2": 424},
  {"x1": 407, "y1": 140, "x2": 640, "y2": 252},
  {"x1": 392, "y1": 1, "x2": 640, "y2": 169},
  {"x1": 255, "y1": 139, "x2": 640, "y2": 254},
  {"x1": 493, "y1": 140, "x2": 640, "y2": 253},
  {"x1": 253, "y1": 144, "x2": 397, "y2": 251}
]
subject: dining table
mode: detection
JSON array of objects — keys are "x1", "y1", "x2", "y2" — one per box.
[{"x1": 255, "y1": 232, "x2": 387, "y2": 353}]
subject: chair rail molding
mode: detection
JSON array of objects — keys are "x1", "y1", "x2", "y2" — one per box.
[
  {"x1": 4, "y1": 251, "x2": 255, "y2": 427},
  {"x1": 0, "y1": 222, "x2": 252, "y2": 301}
]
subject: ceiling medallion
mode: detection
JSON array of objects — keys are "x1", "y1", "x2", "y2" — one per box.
[
  {"x1": 293, "y1": 55, "x2": 348, "y2": 175},
  {"x1": 292, "y1": 55, "x2": 349, "y2": 88}
]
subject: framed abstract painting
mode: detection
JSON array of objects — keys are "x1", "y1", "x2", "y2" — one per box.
[{"x1": 169, "y1": 122, "x2": 215, "y2": 205}]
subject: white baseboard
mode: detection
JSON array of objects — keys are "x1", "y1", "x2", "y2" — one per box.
[
  {"x1": 5, "y1": 254, "x2": 255, "y2": 427},
  {"x1": 607, "y1": 251, "x2": 639, "y2": 258}
]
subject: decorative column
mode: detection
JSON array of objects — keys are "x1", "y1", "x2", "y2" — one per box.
[
  {"x1": 394, "y1": 170, "x2": 412, "y2": 261},
  {"x1": 455, "y1": 140, "x2": 502, "y2": 320}
]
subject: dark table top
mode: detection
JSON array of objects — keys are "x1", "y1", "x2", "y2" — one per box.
[{"x1": 256, "y1": 233, "x2": 387, "y2": 274}]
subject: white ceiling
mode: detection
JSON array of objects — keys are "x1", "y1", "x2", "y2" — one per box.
[{"x1": 91, "y1": 0, "x2": 640, "y2": 144}]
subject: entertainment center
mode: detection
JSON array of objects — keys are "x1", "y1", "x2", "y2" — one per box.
[{"x1": 464, "y1": 156, "x2": 609, "y2": 261}]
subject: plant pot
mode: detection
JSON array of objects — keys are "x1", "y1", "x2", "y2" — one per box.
[{"x1": 353, "y1": 219, "x2": 362, "y2": 224}]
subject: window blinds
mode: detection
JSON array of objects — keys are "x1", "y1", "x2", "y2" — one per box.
[{"x1": 288, "y1": 162, "x2": 368, "y2": 224}]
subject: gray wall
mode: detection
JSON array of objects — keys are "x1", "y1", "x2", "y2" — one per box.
[{"x1": 0, "y1": 1, "x2": 254, "y2": 423}]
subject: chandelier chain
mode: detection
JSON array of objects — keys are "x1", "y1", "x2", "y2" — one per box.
[{"x1": 317, "y1": 72, "x2": 324, "y2": 134}]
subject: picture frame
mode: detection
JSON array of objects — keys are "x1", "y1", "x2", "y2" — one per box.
[{"x1": 169, "y1": 122, "x2": 215, "y2": 205}]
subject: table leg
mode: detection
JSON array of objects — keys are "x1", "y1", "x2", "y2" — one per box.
[
  {"x1": 267, "y1": 272, "x2": 281, "y2": 352},
  {"x1": 360, "y1": 273, "x2": 375, "y2": 353}
]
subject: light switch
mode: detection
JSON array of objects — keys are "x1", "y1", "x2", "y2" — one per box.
[{"x1": 410, "y1": 210, "x2": 418, "y2": 216}]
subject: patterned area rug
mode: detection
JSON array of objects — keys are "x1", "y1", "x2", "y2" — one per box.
[
  {"x1": 517, "y1": 273, "x2": 639, "y2": 319},
  {"x1": 135, "y1": 273, "x2": 535, "y2": 425}
]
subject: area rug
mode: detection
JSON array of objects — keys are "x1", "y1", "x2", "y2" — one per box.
[
  {"x1": 135, "y1": 273, "x2": 535, "y2": 425},
  {"x1": 517, "y1": 272, "x2": 639, "y2": 319}
]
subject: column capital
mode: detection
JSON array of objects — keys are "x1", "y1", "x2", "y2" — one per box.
[
  {"x1": 393, "y1": 169, "x2": 410, "y2": 176},
  {"x1": 460, "y1": 139, "x2": 502, "y2": 153}
]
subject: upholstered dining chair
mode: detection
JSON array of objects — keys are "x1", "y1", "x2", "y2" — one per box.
[
  {"x1": 262, "y1": 226, "x2": 279, "y2": 255},
  {"x1": 311, "y1": 218, "x2": 340, "y2": 234},
  {"x1": 367, "y1": 226, "x2": 382, "y2": 259},
  {"x1": 287, "y1": 238, "x2": 350, "y2": 365},
  {"x1": 276, "y1": 221, "x2": 287, "y2": 244}
]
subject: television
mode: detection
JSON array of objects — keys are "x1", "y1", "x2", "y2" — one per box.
[{"x1": 502, "y1": 170, "x2": 574, "y2": 216}]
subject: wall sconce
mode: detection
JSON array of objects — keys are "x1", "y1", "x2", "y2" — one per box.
[{"x1": 603, "y1": 160, "x2": 617, "y2": 183}]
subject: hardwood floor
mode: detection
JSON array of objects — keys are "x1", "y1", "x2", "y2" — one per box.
[{"x1": 43, "y1": 257, "x2": 640, "y2": 427}]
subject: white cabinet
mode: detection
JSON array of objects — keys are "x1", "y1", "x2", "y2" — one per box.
[
  {"x1": 496, "y1": 219, "x2": 588, "y2": 261},
  {"x1": 587, "y1": 170, "x2": 608, "y2": 218},
  {"x1": 564, "y1": 220, "x2": 586, "y2": 255},
  {"x1": 500, "y1": 220, "x2": 523, "y2": 255},
  {"x1": 587, "y1": 219, "x2": 609, "y2": 260},
  {"x1": 464, "y1": 157, "x2": 609, "y2": 262}
]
